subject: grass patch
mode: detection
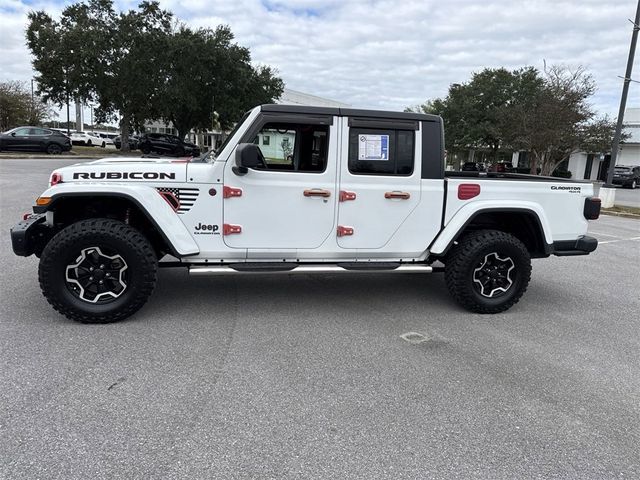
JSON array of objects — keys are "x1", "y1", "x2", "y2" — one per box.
[{"x1": 602, "y1": 205, "x2": 640, "y2": 218}]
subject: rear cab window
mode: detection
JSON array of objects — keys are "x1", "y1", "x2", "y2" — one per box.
[{"x1": 348, "y1": 128, "x2": 415, "y2": 175}]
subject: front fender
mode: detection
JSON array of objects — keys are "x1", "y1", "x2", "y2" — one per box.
[
  {"x1": 429, "y1": 200, "x2": 553, "y2": 255},
  {"x1": 37, "y1": 183, "x2": 199, "y2": 257}
]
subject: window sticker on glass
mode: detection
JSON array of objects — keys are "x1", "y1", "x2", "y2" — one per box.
[{"x1": 358, "y1": 134, "x2": 389, "y2": 161}]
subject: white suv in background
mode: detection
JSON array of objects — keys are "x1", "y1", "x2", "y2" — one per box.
[{"x1": 70, "y1": 131, "x2": 106, "y2": 147}]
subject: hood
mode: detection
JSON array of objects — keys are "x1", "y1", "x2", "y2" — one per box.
[{"x1": 52, "y1": 156, "x2": 188, "y2": 184}]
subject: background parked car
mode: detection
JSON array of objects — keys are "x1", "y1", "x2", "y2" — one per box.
[
  {"x1": 114, "y1": 135, "x2": 139, "y2": 150},
  {"x1": 0, "y1": 127, "x2": 72, "y2": 154},
  {"x1": 138, "y1": 133, "x2": 200, "y2": 157},
  {"x1": 461, "y1": 161, "x2": 486, "y2": 172},
  {"x1": 89, "y1": 132, "x2": 115, "y2": 147},
  {"x1": 70, "y1": 131, "x2": 106, "y2": 147},
  {"x1": 612, "y1": 165, "x2": 640, "y2": 189},
  {"x1": 488, "y1": 162, "x2": 513, "y2": 173}
]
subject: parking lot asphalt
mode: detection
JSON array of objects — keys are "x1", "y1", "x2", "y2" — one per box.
[{"x1": 1, "y1": 158, "x2": 639, "y2": 479}]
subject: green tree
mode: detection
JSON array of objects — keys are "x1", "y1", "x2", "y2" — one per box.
[
  {"x1": 411, "y1": 65, "x2": 618, "y2": 176},
  {"x1": 0, "y1": 81, "x2": 54, "y2": 131},
  {"x1": 506, "y1": 65, "x2": 620, "y2": 175},
  {"x1": 158, "y1": 25, "x2": 284, "y2": 140},
  {"x1": 27, "y1": 0, "x2": 173, "y2": 151},
  {"x1": 411, "y1": 67, "x2": 543, "y2": 162}
]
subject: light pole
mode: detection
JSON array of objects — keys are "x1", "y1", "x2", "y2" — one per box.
[
  {"x1": 66, "y1": 49, "x2": 73, "y2": 135},
  {"x1": 600, "y1": 0, "x2": 640, "y2": 208},
  {"x1": 30, "y1": 79, "x2": 34, "y2": 124}
]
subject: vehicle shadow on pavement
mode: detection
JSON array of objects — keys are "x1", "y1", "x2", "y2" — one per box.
[{"x1": 145, "y1": 267, "x2": 455, "y2": 322}]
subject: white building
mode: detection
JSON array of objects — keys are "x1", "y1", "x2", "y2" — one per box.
[
  {"x1": 567, "y1": 108, "x2": 640, "y2": 181},
  {"x1": 278, "y1": 88, "x2": 350, "y2": 108},
  {"x1": 145, "y1": 88, "x2": 349, "y2": 151}
]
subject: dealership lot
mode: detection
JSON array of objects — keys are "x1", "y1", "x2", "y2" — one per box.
[{"x1": 1, "y1": 159, "x2": 639, "y2": 479}]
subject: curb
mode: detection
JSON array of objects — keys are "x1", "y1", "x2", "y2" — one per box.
[{"x1": 601, "y1": 210, "x2": 640, "y2": 220}]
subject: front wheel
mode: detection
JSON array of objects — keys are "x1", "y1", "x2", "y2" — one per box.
[
  {"x1": 39, "y1": 219, "x2": 157, "y2": 323},
  {"x1": 444, "y1": 230, "x2": 531, "y2": 314}
]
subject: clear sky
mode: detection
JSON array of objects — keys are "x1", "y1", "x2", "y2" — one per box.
[{"x1": 1, "y1": 0, "x2": 639, "y2": 121}]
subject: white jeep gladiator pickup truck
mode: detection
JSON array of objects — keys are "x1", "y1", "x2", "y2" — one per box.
[{"x1": 11, "y1": 105, "x2": 601, "y2": 323}]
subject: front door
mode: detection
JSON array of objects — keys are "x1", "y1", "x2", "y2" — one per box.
[
  {"x1": 336, "y1": 117, "x2": 422, "y2": 249},
  {"x1": 7, "y1": 127, "x2": 32, "y2": 150},
  {"x1": 223, "y1": 116, "x2": 338, "y2": 251}
]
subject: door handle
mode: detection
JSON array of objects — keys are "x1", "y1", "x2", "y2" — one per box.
[
  {"x1": 384, "y1": 191, "x2": 411, "y2": 200},
  {"x1": 304, "y1": 189, "x2": 331, "y2": 198}
]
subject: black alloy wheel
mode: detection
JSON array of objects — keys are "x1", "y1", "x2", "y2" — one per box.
[
  {"x1": 46, "y1": 143, "x2": 62, "y2": 155},
  {"x1": 39, "y1": 219, "x2": 157, "y2": 323},
  {"x1": 444, "y1": 229, "x2": 532, "y2": 314}
]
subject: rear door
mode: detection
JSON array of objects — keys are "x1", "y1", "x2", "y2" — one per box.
[
  {"x1": 223, "y1": 113, "x2": 338, "y2": 252},
  {"x1": 336, "y1": 116, "x2": 421, "y2": 249},
  {"x1": 29, "y1": 128, "x2": 51, "y2": 150}
]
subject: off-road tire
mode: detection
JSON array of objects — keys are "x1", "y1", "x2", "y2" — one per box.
[
  {"x1": 39, "y1": 219, "x2": 157, "y2": 323},
  {"x1": 444, "y1": 229, "x2": 531, "y2": 314}
]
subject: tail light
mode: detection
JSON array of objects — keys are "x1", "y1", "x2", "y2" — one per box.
[
  {"x1": 584, "y1": 197, "x2": 601, "y2": 220},
  {"x1": 458, "y1": 183, "x2": 481, "y2": 200},
  {"x1": 50, "y1": 172, "x2": 63, "y2": 186}
]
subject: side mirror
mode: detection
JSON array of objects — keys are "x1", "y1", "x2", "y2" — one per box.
[
  {"x1": 11, "y1": 132, "x2": 16, "y2": 137},
  {"x1": 234, "y1": 143, "x2": 265, "y2": 176}
]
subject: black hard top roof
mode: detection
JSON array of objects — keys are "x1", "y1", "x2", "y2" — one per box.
[{"x1": 260, "y1": 104, "x2": 441, "y2": 123}]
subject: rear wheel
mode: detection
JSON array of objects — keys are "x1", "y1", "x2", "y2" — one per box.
[
  {"x1": 444, "y1": 229, "x2": 531, "y2": 313},
  {"x1": 46, "y1": 143, "x2": 62, "y2": 155},
  {"x1": 39, "y1": 219, "x2": 157, "y2": 323}
]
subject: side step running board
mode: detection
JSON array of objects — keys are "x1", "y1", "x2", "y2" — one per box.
[{"x1": 189, "y1": 264, "x2": 433, "y2": 276}]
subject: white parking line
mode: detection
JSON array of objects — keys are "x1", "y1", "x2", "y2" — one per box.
[
  {"x1": 598, "y1": 236, "x2": 640, "y2": 245},
  {"x1": 589, "y1": 231, "x2": 623, "y2": 238}
]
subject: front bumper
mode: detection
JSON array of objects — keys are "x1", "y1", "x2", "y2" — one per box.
[
  {"x1": 552, "y1": 235, "x2": 598, "y2": 256},
  {"x1": 10, "y1": 213, "x2": 54, "y2": 257}
]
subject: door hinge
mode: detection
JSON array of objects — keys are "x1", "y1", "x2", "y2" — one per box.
[
  {"x1": 339, "y1": 190, "x2": 357, "y2": 202},
  {"x1": 337, "y1": 225, "x2": 354, "y2": 237},
  {"x1": 223, "y1": 223, "x2": 242, "y2": 235},
  {"x1": 223, "y1": 186, "x2": 243, "y2": 199}
]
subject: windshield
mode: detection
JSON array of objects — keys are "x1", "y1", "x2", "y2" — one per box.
[{"x1": 196, "y1": 110, "x2": 251, "y2": 163}]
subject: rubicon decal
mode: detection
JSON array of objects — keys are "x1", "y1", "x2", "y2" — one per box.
[{"x1": 73, "y1": 172, "x2": 176, "y2": 180}]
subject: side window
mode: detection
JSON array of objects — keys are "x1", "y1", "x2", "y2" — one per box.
[
  {"x1": 253, "y1": 122, "x2": 329, "y2": 173},
  {"x1": 14, "y1": 128, "x2": 31, "y2": 136},
  {"x1": 348, "y1": 128, "x2": 415, "y2": 176}
]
